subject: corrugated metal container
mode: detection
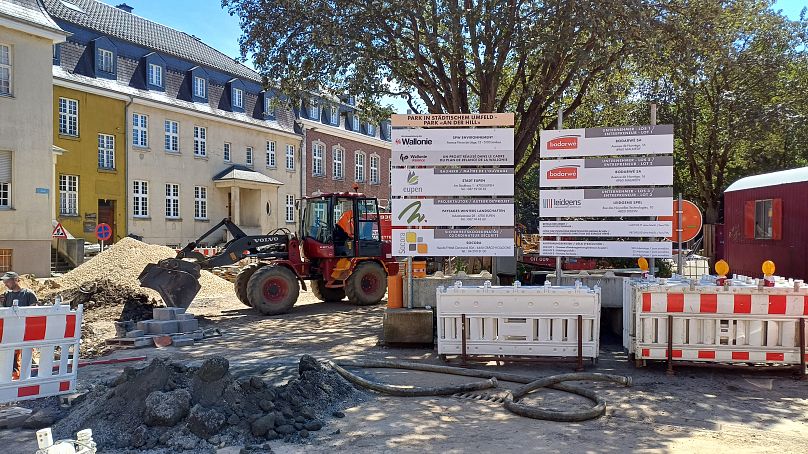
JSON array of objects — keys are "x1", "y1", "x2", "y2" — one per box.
[{"x1": 724, "y1": 170, "x2": 808, "y2": 280}]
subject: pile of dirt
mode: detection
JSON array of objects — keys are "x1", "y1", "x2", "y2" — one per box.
[{"x1": 53, "y1": 355, "x2": 360, "y2": 452}]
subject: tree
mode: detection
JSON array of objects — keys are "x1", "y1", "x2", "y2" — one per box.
[{"x1": 223, "y1": 0, "x2": 659, "y2": 180}]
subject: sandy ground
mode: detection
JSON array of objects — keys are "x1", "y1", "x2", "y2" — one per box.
[{"x1": 3, "y1": 290, "x2": 807, "y2": 453}]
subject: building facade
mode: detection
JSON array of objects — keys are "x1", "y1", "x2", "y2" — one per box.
[
  {"x1": 44, "y1": 0, "x2": 302, "y2": 247},
  {"x1": 298, "y1": 98, "x2": 392, "y2": 205},
  {"x1": 0, "y1": 0, "x2": 67, "y2": 276}
]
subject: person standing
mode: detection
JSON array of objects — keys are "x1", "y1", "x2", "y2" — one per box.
[{"x1": 1, "y1": 272, "x2": 38, "y2": 307}]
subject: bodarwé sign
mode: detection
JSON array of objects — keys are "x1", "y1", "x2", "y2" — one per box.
[
  {"x1": 392, "y1": 128, "x2": 514, "y2": 166},
  {"x1": 539, "y1": 187, "x2": 673, "y2": 217},
  {"x1": 540, "y1": 125, "x2": 674, "y2": 158},
  {"x1": 540, "y1": 156, "x2": 673, "y2": 188},
  {"x1": 391, "y1": 168, "x2": 514, "y2": 197},
  {"x1": 392, "y1": 198, "x2": 514, "y2": 227}
]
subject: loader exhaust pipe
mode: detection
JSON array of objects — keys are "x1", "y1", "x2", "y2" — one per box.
[{"x1": 138, "y1": 258, "x2": 202, "y2": 309}]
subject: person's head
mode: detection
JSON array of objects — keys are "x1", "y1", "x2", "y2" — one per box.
[{"x1": 2, "y1": 272, "x2": 20, "y2": 291}]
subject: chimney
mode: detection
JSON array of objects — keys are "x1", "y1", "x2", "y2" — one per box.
[{"x1": 116, "y1": 3, "x2": 133, "y2": 13}]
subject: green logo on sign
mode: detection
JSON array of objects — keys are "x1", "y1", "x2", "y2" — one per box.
[
  {"x1": 397, "y1": 201, "x2": 426, "y2": 224},
  {"x1": 407, "y1": 171, "x2": 419, "y2": 185}
]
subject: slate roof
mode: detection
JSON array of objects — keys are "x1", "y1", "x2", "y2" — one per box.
[
  {"x1": 725, "y1": 167, "x2": 808, "y2": 192},
  {"x1": 52, "y1": 66, "x2": 296, "y2": 134},
  {"x1": 213, "y1": 165, "x2": 285, "y2": 185},
  {"x1": 42, "y1": 0, "x2": 260, "y2": 81},
  {"x1": 0, "y1": 0, "x2": 65, "y2": 33}
]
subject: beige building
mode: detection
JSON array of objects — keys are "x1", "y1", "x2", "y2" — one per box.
[{"x1": 0, "y1": 0, "x2": 67, "y2": 276}]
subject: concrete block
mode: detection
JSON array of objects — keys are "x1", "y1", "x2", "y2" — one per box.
[
  {"x1": 383, "y1": 308, "x2": 434, "y2": 344},
  {"x1": 133, "y1": 338, "x2": 154, "y2": 348},
  {"x1": 153, "y1": 308, "x2": 176, "y2": 321},
  {"x1": 125, "y1": 330, "x2": 145, "y2": 338},
  {"x1": 403, "y1": 276, "x2": 494, "y2": 308},
  {"x1": 177, "y1": 313, "x2": 195, "y2": 321},
  {"x1": 147, "y1": 320, "x2": 179, "y2": 334},
  {"x1": 173, "y1": 337, "x2": 194, "y2": 347},
  {"x1": 191, "y1": 330, "x2": 204, "y2": 341},
  {"x1": 178, "y1": 319, "x2": 199, "y2": 333},
  {"x1": 171, "y1": 307, "x2": 187, "y2": 315},
  {"x1": 0, "y1": 407, "x2": 32, "y2": 429},
  {"x1": 136, "y1": 321, "x2": 149, "y2": 332}
]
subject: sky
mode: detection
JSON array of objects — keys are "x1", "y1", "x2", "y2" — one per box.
[{"x1": 101, "y1": 0, "x2": 807, "y2": 113}]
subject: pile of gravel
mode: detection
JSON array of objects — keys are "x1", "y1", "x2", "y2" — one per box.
[{"x1": 52, "y1": 355, "x2": 360, "y2": 452}]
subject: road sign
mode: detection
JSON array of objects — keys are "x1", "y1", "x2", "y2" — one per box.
[
  {"x1": 52, "y1": 223, "x2": 67, "y2": 239},
  {"x1": 539, "y1": 156, "x2": 673, "y2": 188},
  {"x1": 539, "y1": 187, "x2": 673, "y2": 218},
  {"x1": 392, "y1": 198, "x2": 514, "y2": 227},
  {"x1": 391, "y1": 113, "x2": 514, "y2": 127},
  {"x1": 658, "y1": 199, "x2": 703, "y2": 242},
  {"x1": 391, "y1": 168, "x2": 514, "y2": 197},
  {"x1": 540, "y1": 125, "x2": 674, "y2": 158},
  {"x1": 96, "y1": 223, "x2": 112, "y2": 241}
]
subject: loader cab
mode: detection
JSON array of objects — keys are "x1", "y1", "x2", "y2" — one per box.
[{"x1": 301, "y1": 193, "x2": 383, "y2": 259}]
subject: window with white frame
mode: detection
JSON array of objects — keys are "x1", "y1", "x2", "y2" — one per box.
[
  {"x1": 266, "y1": 141, "x2": 276, "y2": 167},
  {"x1": 148, "y1": 63, "x2": 163, "y2": 87},
  {"x1": 352, "y1": 114, "x2": 360, "y2": 131},
  {"x1": 246, "y1": 146, "x2": 253, "y2": 166},
  {"x1": 224, "y1": 142, "x2": 231, "y2": 162},
  {"x1": 355, "y1": 151, "x2": 365, "y2": 182},
  {"x1": 132, "y1": 113, "x2": 148, "y2": 147},
  {"x1": 164, "y1": 120, "x2": 179, "y2": 152},
  {"x1": 264, "y1": 96, "x2": 274, "y2": 115},
  {"x1": 165, "y1": 183, "x2": 179, "y2": 218},
  {"x1": 285, "y1": 144, "x2": 295, "y2": 170},
  {"x1": 194, "y1": 186, "x2": 208, "y2": 219},
  {"x1": 385, "y1": 122, "x2": 392, "y2": 139},
  {"x1": 0, "y1": 44, "x2": 11, "y2": 96},
  {"x1": 370, "y1": 154, "x2": 380, "y2": 184},
  {"x1": 193, "y1": 126, "x2": 206, "y2": 157},
  {"x1": 329, "y1": 106, "x2": 338, "y2": 125},
  {"x1": 232, "y1": 87, "x2": 243, "y2": 108},
  {"x1": 285, "y1": 194, "x2": 295, "y2": 223},
  {"x1": 333, "y1": 147, "x2": 344, "y2": 180},
  {"x1": 308, "y1": 101, "x2": 318, "y2": 119},
  {"x1": 312, "y1": 142, "x2": 324, "y2": 176},
  {"x1": 133, "y1": 180, "x2": 149, "y2": 217},
  {"x1": 58, "y1": 98, "x2": 78, "y2": 136},
  {"x1": 193, "y1": 76, "x2": 206, "y2": 98},
  {"x1": 367, "y1": 123, "x2": 376, "y2": 136},
  {"x1": 0, "y1": 151, "x2": 10, "y2": 207},
  {"x1": 97, "y1": 48, "x2": 113, "y2": 73},
  {"x1": 59, "y1": 174, "x2": 78, "y2": 216},
  {"x1": 97, "y1": 134, "x2": 115, "y2": 169}
]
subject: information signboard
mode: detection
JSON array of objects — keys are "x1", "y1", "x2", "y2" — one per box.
[
  {"x1": 539, "y1": 187, "x2": 673, "y2": 218},
  {"x1": 540, "y1": 125, "x2": 674, "y2": 158},
  {"x1": 392, "y1": 228, "x2": 515, "y2": 257},
  {"x1": 538, "y1": 220, "x2": 673, "y2": 237},
  {"x1": 392, "y1": 198, "x2": 514, "y2": 227},
  {"x1": 539, "y1": 240, "x2": 673, "y2": 258},
  {"x1": 391, "y1": 113, "x2": 514, "y2": 127},
  {"x1": 539, "y1": 156, "x2": 673, "y2": 188},
  {"x1": 391, "y1": 168, "x2": 514, "y2": 197}
]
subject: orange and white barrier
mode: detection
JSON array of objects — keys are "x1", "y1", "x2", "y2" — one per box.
[
  {"x1": 635, "y1": 286, "x2": 808, "y2": 366},
  {"x1": 0, "y1": 304, "x2": 83, "y2": 404},
  {"x1": 176, "y1": 247, "x2": 219, "y2": 257}
]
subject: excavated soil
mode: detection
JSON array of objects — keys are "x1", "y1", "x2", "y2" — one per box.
[{"x1": 53, "y1": 355, "x2": 361, "y2": 453}]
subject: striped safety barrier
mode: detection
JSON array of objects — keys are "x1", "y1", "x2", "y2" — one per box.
[
  {"x1": 0, "y1": 304, "x2": 83, "y2": 404},
  {"x1": 635, "y1": 286, "x2": 808, "y2": 367}
]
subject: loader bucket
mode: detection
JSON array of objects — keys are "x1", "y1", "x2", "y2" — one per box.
[{"x1": 138, "y1": 258, "x2": 202, "y2": 309}]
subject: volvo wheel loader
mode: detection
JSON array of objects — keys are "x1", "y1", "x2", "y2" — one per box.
[{"x1": 138, "y1": 193, "x2": 399, "y2": 315}]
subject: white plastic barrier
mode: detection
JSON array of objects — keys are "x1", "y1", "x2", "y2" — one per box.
[
  {"x1": 0, "y1": 304, "x2": 82, "y2": 404},
  {"x1": 634, "y1": 285, "x2": 808, "y2": 367},
  {"x1": 436, "y1": 281, "x2": 601, "y2": 359}
]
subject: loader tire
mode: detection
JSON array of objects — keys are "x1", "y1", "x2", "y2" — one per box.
[
  {"x1": 235, "y1": 263, "x2": 262, "y2": 307},
  {"x1": 345, "y1": 261, "x2": 387, "y2": 306},
  {"x1": 310, "y1": 279, "x2": 346, "y2": 302},
  {"x1": 246, "y1": 265, "x2": 299, "y2": 315}
]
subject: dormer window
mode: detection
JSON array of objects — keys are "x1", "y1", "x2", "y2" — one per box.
[
  {"x1": 352, "y1": 114, "x2": 360, "y2": 132},
  {"x1": 367, "y1": 123, "x2": 376, "y2": 136},
  {"x1": 194, "y1": 76, "x2": 206, "y2": 98},
  {"x1": 308, "y1": 102, "x2": 319, "y2": 120},
  {"x1": 329, "y1": 106, "x2": 338, "y2": 125},
  {"x1": 97, "y1": 48, "x2": 113, "y2": 73},
  {"x1": 385, "y1": 122, "x2": 392, "y2": 140},
  {"x1": 147, "y1": 63, "x2": 163, "y2": 87},
  {"x1": 232, "y1": 87, "x2": 243, "y2": 109}
]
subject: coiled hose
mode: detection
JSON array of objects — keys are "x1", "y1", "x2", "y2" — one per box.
[{"x1": 328, "y1": 359, "x2": 631, "y2": 422}]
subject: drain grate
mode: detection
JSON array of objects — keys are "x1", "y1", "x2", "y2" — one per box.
[{"x1": 452, "y1": 391, "x2": 508, "y2": 404}]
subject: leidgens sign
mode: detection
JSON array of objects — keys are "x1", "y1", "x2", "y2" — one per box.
[{"x1": 540, "y1": 125, "x2": 673, "y2": 158}]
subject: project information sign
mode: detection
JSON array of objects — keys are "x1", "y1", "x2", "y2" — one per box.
[
  {"x1": 392, "y1": 198, "x2": 514, "y2": 227},
  {"x1": 391, "y1": 168, "x2": 514, "y2": 197},
  {"x1": 540, "y1": 125, "x2": 674, "y2": 158},
  {"x1": 392, "y1": 228, "x2": 516, "y2": 256},
  {"x1": 539, "y1": 156, "x2": 673, "y2": 188},
  {"x1": 391, "y1": 113, "x2": 514, "y2": 127},
  {"x1": 539, "y1": 241, "x2": 673, "y2": 258},
  {"x1": 538, "y1": 220, "x2": 673, "y2": 237},
  {"x1": 539, "y1": 187, "x2": 673, "y2": 218},
  {"x1": 392, "y1": 128, "x2": 515, "y2": 166}
]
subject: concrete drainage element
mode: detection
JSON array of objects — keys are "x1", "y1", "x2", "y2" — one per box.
[{"x1": 50, "y1": 355, "x2": 361, "y2": 451}]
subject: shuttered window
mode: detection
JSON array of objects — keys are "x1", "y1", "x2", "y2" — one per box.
[{"x1": 0, "y1": 150, "x2": 10, "y2": 207}]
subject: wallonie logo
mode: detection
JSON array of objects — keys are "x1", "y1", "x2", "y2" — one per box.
[
  {"x1": 396, "y1": 137, "x2": 433, "y2": 146},
  {"x1": 547, "y1": 135, "x2": 580, "y2": 150},
  {"x1": 547, "y1": 166, "x2": 579, "y2": 180}
]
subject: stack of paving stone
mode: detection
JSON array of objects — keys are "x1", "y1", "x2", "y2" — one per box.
[{"x1": 109, "y1": 307, "x2": 204, "y2": 348}]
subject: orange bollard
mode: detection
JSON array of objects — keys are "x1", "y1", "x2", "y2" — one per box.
[{"x1": 387, "y1": 274, "x2": 403, "y2": 308}]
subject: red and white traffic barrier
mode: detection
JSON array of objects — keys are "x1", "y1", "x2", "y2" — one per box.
[
  {"x1": 0, "y1": 304, "x2": 83, "y2": 404},
  {"x1": 176, "y1": 247, "x2": 219, "y2": 257},
  {"x1": 635, "y1": 286, "x2": 808, "y2": 367}
]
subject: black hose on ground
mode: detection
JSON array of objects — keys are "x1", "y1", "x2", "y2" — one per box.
[{"x1": 330, "y1": 359, "x2": 632, "y2": 422}]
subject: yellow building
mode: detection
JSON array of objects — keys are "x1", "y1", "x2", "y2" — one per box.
[{"x1": 53, "y1": 85, "x2": 127, "y2": 243}]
